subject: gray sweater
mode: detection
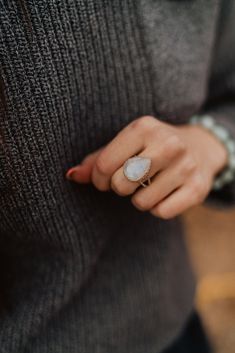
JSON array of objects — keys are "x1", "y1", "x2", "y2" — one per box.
[{"x1": 0, "y1": 1, "x2": 234, "y2": 352}]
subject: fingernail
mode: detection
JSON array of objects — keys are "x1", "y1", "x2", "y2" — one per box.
[{"x1": 66, "y1": 167, "x2": 79, "y2": 181}]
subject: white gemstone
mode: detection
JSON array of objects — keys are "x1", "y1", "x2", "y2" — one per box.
[{"x1": 123, "y1": 156, "x2": 151, "y2": 181}]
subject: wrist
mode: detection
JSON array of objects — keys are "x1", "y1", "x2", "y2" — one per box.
[
  {"x1": 192, "y1": 124, "x2": 229, "y2": 176},
  {"x1": 189, "y1": 115, "x2": 235, "y2": 190}
]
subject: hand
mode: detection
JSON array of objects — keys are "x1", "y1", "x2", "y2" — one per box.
[{"x1": 66, "y1": 116, "x2": 228, "y2": 219}]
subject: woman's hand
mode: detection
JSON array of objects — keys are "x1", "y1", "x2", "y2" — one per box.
[{"x1": 66, "y1": 116, "x2": 228, "y2": 219}]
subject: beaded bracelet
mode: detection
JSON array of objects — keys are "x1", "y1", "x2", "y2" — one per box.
[{"x1": 189, "y1": 115, "x2": 235, "y2": 191}]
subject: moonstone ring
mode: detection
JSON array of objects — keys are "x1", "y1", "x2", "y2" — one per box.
[{"x1": 123, "y1": 155, "x2": 152, "y2": 187}]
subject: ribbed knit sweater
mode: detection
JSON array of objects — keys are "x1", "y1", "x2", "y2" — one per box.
[{"x1": 0, "y1": 1, "x2": 235, "y2": 352}]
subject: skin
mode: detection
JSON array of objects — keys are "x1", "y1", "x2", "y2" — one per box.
[{"x1": 65, "y1": 115, "x2": 228, "y2": 219}]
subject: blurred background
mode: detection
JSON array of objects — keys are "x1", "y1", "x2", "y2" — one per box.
[{"x1": 183, "y1": 205, "x2": 235, "y2": 353}]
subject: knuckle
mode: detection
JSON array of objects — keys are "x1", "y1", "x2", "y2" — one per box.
[
  {"x1": 111, "y1": 175, "x2": 129, "y2": 196},
  {"x1": 142, "y1": 115, "x2": 157, "y2": 124},
  {"x1": 166, "y1": 134, "x2": 180, "y2": 146},
  {"x1": 162, "y1": 135, "x2": 185, "y2": 160},
  {"x1": 178, "y1": 141, "x2": 187, "y2": 153},
  {"x1": 95, "y1": 154, "x2": 110, "y2": 175},
  {"x1": 129, "y1": 117, "x2": 143, "y2": 130},
  {"x1": 181, "y1": 157, "x2": 197, "y2": 175},
  {"x1": 169, "y1": 134, "x2": 186, "y2": 153},
  {"x1": 149, "y1": 124, "x2": 165, "y2": 139},
  {"x1": 130, "y1": 116, "x2": 156, "y2": 132},
  {"x1": 91, "y1": 174, "x2": 108, "y2": 192}
]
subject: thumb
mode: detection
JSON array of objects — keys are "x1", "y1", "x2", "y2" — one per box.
[{"x1": 65, "y1": 147, "x2": 103, "y2": 183}]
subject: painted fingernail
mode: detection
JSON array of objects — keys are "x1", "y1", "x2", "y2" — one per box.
[{"x1": 66, "y1": 168, "x2": 79, "y2": 181}]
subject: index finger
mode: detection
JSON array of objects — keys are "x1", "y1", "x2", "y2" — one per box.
[{"x1": 95, "y1": 116, "x2": 157, "y2": 176}]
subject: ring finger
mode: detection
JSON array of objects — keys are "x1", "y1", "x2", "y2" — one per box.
[
  {"x1": 111, "y1": 137, "x2": 185, "y2": 196},
  {"x1": 130, "y1": 156, "x2": 193, "y2": 211}
]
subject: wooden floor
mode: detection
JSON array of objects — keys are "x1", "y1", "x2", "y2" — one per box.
[{"x1": 183, "y1": 205, "x2": 235, "y2": 353}]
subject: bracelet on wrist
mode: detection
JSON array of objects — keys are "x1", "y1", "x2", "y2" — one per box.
[{"x1": 189, "y1": 115, "x2": 235, "y2": 191}]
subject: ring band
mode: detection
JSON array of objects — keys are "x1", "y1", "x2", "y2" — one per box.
[
  {"x1": 123, "y1": 155, "x2": 152, "y2": 187},
  {"x1": 139, "y1": 177, "x2": 151, "y2": 188}
]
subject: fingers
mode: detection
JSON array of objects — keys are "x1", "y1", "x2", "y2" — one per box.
[
  {"x1": 87, "y1": 116, "x2": 159, "y2": 190},
  {"x1": 94, "y1": 116, "x2": 157, "y2": 176},
  {"x1": 66, "y1": 148, "x2": 102, "y2": 183},
  {"x1": 130, "y1": 155, "x2": 195, "y2": 210},
  {"x1": 110, "y1": 134, "x2": 186, "y2": 196},
  {"x1": 149, "y1": 185, "x2": 195, "y2": 219},
  {"x1": 66, "y1": 116, "x2": 157, "y2": 189},
  {"x1": 149, "y1": 174, "x2": 209, "y2": 219},
  {"x1": 65, "y1": 114, "x2": 213, "y2": 220}
]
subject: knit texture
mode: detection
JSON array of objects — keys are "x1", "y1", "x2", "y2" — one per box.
[{"x1": 0, "y1": 1, "x2": 234, "y2": 352}]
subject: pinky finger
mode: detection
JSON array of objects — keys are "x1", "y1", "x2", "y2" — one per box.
[{"x1": 150, "y1": 184, "x2": 201, "y2": 219}]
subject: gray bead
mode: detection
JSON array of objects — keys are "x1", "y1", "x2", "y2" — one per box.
[
  {"x1": 222, "y1": 169, "x2": 234, "y2": 183},
  {"x1": 201, "y1": 115, "x2": 215, "y2": 129},
  {"x1": 189, "y1": 114, "x2": 235, "y2": 191},
  {"x1": 189, "y1": 118, "x2": 198, "y2": 125},
  {"x1": 229, "y1": 155, "x2": 235, "y2": 170},
  {"x1": 226, "y1": 139, "x2": 235, "y2": 154},
  {"x1": 213, "y1": 178, "x2": 224, "y2": 190},
  {"x1": 213, "y1": 125, "x2": 229, "y2": 142}
]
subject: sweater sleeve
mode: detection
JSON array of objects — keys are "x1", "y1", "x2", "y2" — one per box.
[{"x1": 199, "y1": 0, "x2": 235, "y2": 209}]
